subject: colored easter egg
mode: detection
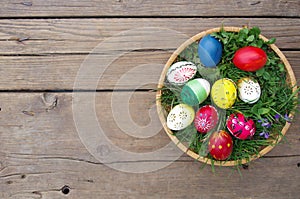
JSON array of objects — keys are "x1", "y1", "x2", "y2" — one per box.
[
  {"x1": 233, "y1": 46, "x2": 267, "y2": 72},
  {"x1": 227, "y1": 113, "x2": 256, "y2": 140},
  {"x1": 166, "y1": 61, "x2": 198, "y2": 85},
  {"x1": 198, "y1": 35, "x2": 223, "y2": 68},
  {"x1": 167, "y1": 104, "x2": 195, "y2": 131},
  {"x1": 181, "y1": 78, "x2": 210, "y2": 106},
  {"x1": 237, "y1": 77, "x2": 261, "y2": 104},
  {"x1": 194, "y1": 105, "x2": 219, "y2": 134},
  {"x1": 211, "y1": 78, "x2": 237, "y2": 109},
  {"x1": 208, "y1": 130, "x2": 233, "y2": 160}
]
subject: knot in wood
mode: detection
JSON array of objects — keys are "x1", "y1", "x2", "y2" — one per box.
[{"x1": 42, "y1": 93, "x2": 58, "y2": 111}]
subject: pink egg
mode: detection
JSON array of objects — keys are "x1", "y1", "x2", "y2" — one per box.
[
  {"x1": 194, "y1": 105, "x2": 218, "y2": 134},
  {"x1": 226, "y1": 113, "x2": 256, "y2": 140}
]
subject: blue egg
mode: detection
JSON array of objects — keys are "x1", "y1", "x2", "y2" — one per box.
[{"x1": 198, "y1": 35, "x2": 222, "y2": 68}]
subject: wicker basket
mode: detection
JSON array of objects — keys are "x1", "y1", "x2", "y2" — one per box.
[{"x1": 156, "y1": 27, "x2": 297, "y2": 166}]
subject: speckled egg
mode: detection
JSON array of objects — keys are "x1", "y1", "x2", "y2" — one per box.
[
  {"x1": 211, "y1": 78, "x2": 237, "y2": 109},
  {"x1": 226, "y1": 113, "x2": 256, "y2": 140},
  {"x1": 198, "y1": 35, "x2": 223, "y2": 68},
  {"x1": 237, "y1": 77, "x2": 261, "y2": 104},
  {"x1": 194, "y1": 105, "x2": 219, "y2": 134},
  {"x1": 180, "y1": 78, "x2": 210, "y2": 106},
  {"x1": 208, "y1": 130, "x2": 233, "y2": 160},
  {"x1": 166, "y1": 61, "x2": 198, "y2": 85},
  {"x1": 167, "y1": 104, "x2": 195, "y2": 131}
]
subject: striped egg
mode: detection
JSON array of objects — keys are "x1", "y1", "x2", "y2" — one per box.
[
  {"x1": 166, "y1": 61, "x2": 198, "y2": 85},
  {"x1": 180, "y1": 78, "x2": 210, "y2": 106}
]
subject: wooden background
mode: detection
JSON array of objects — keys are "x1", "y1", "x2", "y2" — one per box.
[{"x1": 0, "y1": 0, "x2": 299, "y2": 198}]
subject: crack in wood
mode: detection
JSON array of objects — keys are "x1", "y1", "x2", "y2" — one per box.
[
  {"x1": 83, "y1": 179, "x2": 95, "y2": 183},
  {"x1": 262, "y1": 154, "x2": 300, "y2": 158},
  {"x1": 21, "y1": 2, "x2": 33, "y2": 7},
  {"x1": 6, "y1": 152, "x2": 300, "y2": 166},
  {"x1": 250, "y1": 1, "x2": 261, "y2": 5},
  {"x1": 22, "y1": 110, "x2": 35, "y2": 116},
  {"x1": 7, "y1": 153, "x2": 192, "y2": 164},
  {"x1": 0, "y1": 166, "x2": 6, "y2": 172},
  {"x1": 9, "y1": 188, "x2": 61, "y2": 199},
  {"x1": 0, "y1": 171, "x2": 55, "y2": 179}
]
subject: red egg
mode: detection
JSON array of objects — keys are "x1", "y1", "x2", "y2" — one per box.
[
  {"x1": 233, "y1": 46, "x2": 267, "y2": 72},
  {"x1": 208, "y1": 130, "x2": 233, "y2": 160},
  {"x1": 226, "y1": 113, "x2": 256, "y2": 140},
  {"x1": 194, "y1": 105, "x2": 218, "y2": 134}
]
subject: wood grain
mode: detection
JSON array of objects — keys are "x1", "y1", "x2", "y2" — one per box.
[
  {"x1": 0, "y1": 0, "x2": 299, "y2": 17},
  {"x1": 1, "y1": 18, "x2": 299, "y2": 90},
  {"x1": 0, "y1": 155, "x2": 299, "y2": 199},
  {"x1": 0, "y1": 51, "x2": 299, "y2": 90},
  {"x1": 0, "y1": 92, "x2": 298, "y2": 153},
  {"x1": 0, "y1": 18, "x2": 300, "y2": 55},
  {"x1": 1, "y1": 1, "x2": 300, "y2": 198},
  {"x1": 0, "y1": 92, "x2": 299, "y2": 198}
]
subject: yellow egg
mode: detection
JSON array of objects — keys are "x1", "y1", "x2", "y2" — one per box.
[{"x1": 211, "y1": 78, "x2": 237, "y2": 109}]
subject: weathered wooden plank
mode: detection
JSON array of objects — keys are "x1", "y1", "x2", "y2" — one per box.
[
  {"x1": 0, "y1": 92, "x2": 298, "y2": 156},
  {"x1": 0, "y1": 51, "x2": 299, "y2": 90},
  {"x1": 0, "y1": 92, "x2": 299, "y2": 198},
  {"x1": 0, "y1": 0, "x2": 299, "y2": 17},
  {"x1": 0, "y1": 18, "x2": 300, "y2": 55},
  {"x1": 0, "y1": 154, "x2": 299, "y2": 199}
]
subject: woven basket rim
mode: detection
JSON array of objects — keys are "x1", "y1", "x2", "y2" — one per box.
[{"x1": 156, "y1": 26, "x2": 297, "y2": 166}]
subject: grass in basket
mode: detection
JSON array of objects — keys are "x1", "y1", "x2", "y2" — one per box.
[{"x1": 160, "y1": 26, "x2": 299, "y2": 167}]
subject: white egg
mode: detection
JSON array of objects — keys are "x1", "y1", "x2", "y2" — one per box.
[
  {"x1": 167, "y1": 104, "x2": 195, "y2": 131},
  {"x1": 167, "y1": 61, "x2": 198, "y2": 85},
  {"x1": 237, "y1": 77, "x2": 261, "y2": 104}
]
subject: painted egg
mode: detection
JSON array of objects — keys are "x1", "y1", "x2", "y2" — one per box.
[
  {"x1": 167, "y1": 104, "x2": 195, "y2": 131},
  {"x1": 237, "y1": 77, "x2": 261, "y2": 104},
  {"x1": 194, "y1": 105, "x2": 218, "y2": 134},
  {"x1": 233, "y1": 46, "x2": 267, "y2": 72},
  {"x1": 180, "y1": 78, "x2": 210, "y2": 106},
  {"x1": 198, "y1": 35, "x2": 222, "y2": 68},
  {"x1": 166, "y1": 61, "x2": 198, "y2": 85},
  {"x1": 208, "y1": 130, "x2": 233, "y2": 160},
  {"x1": 226, "y1": 113, "x2": 256, "y2": 140},
  {"x1": 211, "y1": 78, "x2": 237, "y2": 109}
]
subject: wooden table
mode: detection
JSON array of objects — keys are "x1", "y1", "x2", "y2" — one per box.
[{"x1": 0, "y1": 1, "x2": 299, "y2": 198}]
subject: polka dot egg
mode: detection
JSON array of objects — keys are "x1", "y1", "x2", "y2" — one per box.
[
  {"x1": 208, "y1": 130, "x2": 233, "y2": 160},
  {"x1": 227, "y1": 113, "x2": 256, "y2": 140}
]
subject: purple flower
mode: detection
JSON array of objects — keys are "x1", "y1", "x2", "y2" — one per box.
[
  {"x1": 262, "y1": 122, "x2": 271, "y2": 128},
  {"x1": 258, "y1": 118, "x2": 272, "y2": 128},
  {"x1": 259, "y1": 131, "x2": 270, "y2": 139},
  {"x1": 284, "y1": 113, "x2": 292, "y2": 123},
  {"x1": 274, "y1": 114, "x2": 280, "y2": 121}
]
